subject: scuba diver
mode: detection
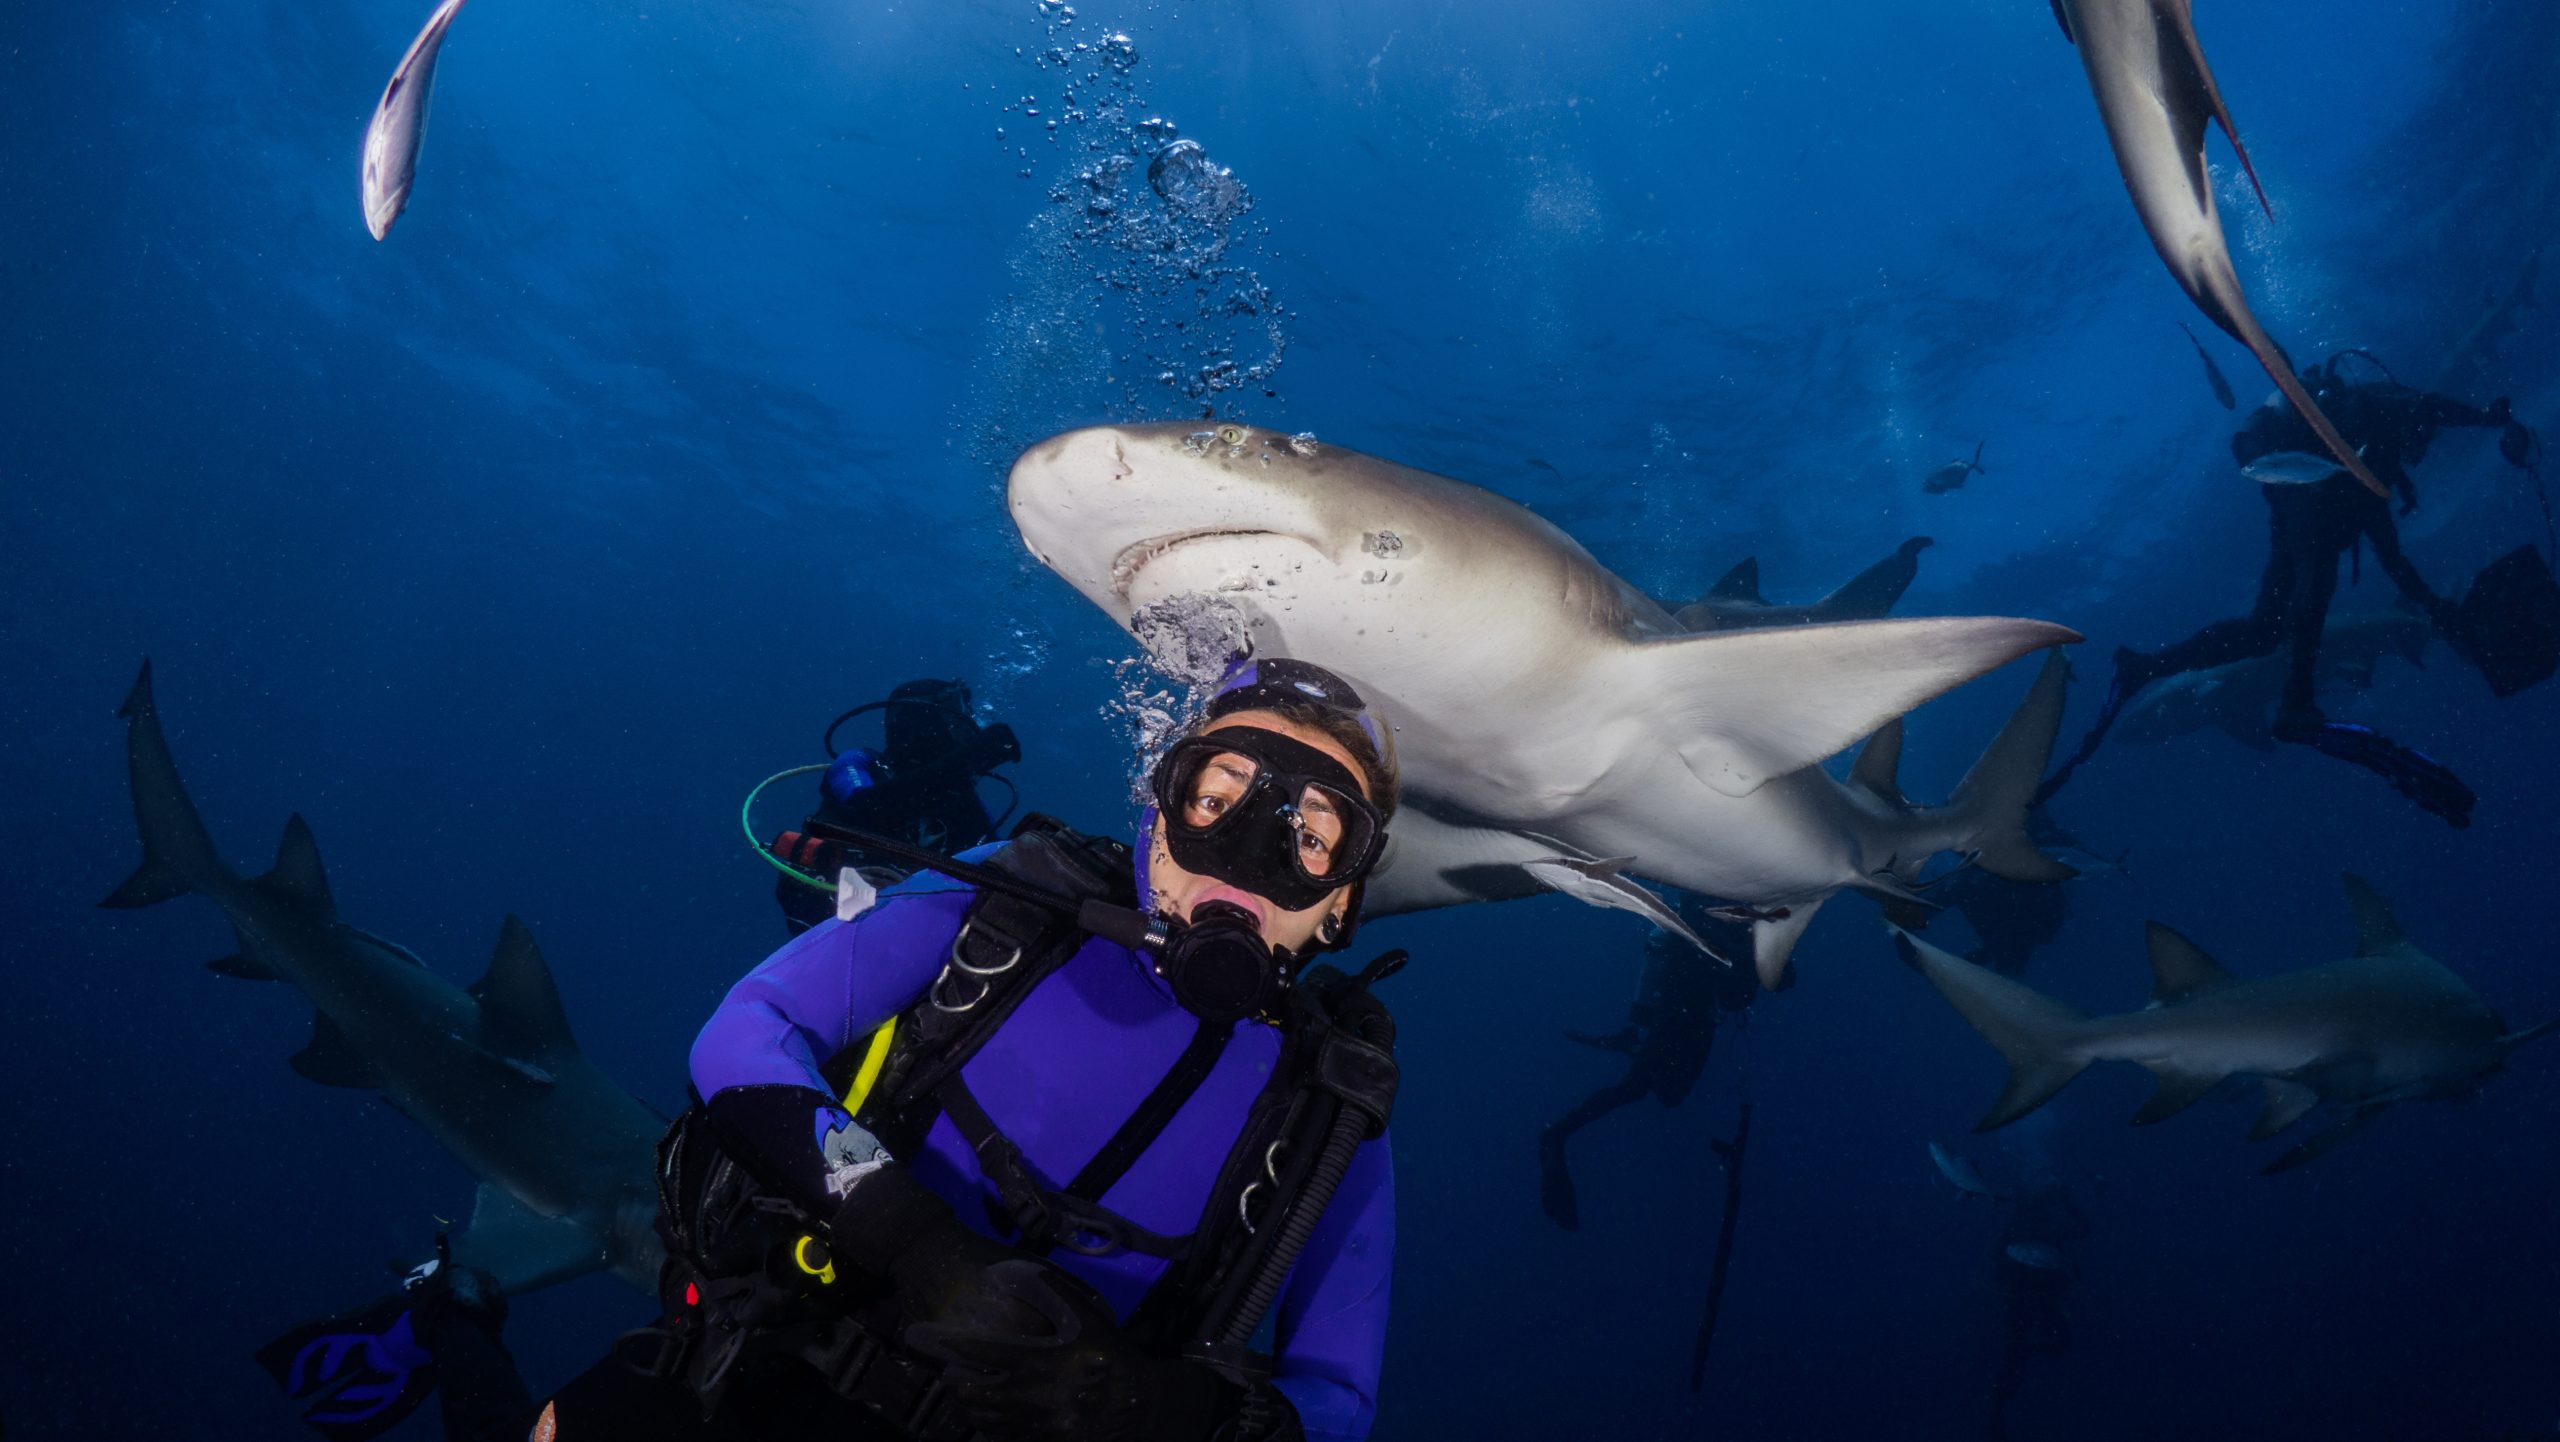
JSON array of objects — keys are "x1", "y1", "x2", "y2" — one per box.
[
  {"x1": 765, "y1": 679, "x2": 1023, "y2": 933},
  {"x1": 1984, "y1": 1176, "x2": 2091, "y2": 1442},
  {"x1": 1538, "y1": 893, "x2": 1758, "y2": 1232},
  {"x1": 535, "y1": 658, "x2": 1405, "y2": 1442},
  {"x1": 2042, "y1": 351, "x2": 2548, "y2": 826}
]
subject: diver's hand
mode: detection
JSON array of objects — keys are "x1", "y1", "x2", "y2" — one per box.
[
  {"x1": 826, "y1": 1163, "x2": 1031, "y2": 1323},
  {"x1": 905, "y1": 1260, "x2": 1238, "y2": 1442}
]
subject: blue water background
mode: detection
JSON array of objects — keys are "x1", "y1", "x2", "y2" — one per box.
[{"x1": 5, "y1": 0, "x2": 2557, "y2": 1436}]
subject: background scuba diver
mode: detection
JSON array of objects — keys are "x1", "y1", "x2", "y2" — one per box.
[
  {"x1": 766, "y1": 679, "x2": 1023, "y2": 933},
  {"x1": 2042, "y1": 351, "x2": 2548, "y2": 824},
  {"x1": 535, "y1": 659, "x2": 1404, "y2": 1442},
  {"x1": 1538, "y1": 892, "x2": 1759, "y2": 1232}
]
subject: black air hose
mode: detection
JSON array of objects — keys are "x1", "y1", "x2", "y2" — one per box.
[{"x1": 1213, "y1": 1008, "x2": 1396, "y2": 1347}]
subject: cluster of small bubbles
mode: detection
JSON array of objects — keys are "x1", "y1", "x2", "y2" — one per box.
[
  {"x1": 1286, "y1": 432, "x2": 1319, "y2": 458},
  {"x1": 1105, "y1": 594, "x2": 1256, "y2": 801},
  {"x1": 991, "y1": 0, "x2": 1290, "y2": 411}
]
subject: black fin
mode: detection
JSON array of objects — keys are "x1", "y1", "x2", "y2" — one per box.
[
  {"x1": 470, "y1": 915, "x2": 577, "y2": 1059},
  {"x1": 1851, "y1": 721, "x2": 1906, "y2": 805},
  {"x1": 2341, "y1": 874, "x2": 2406, "y2": 955},
  {"x1": 205, "y1": 953, "x2": 280, "y2": 981},
  {"x1": 1817, "y1": 538, "x2": 1931, "y2": 621},
  {"x1": 2145, "y1": 921, "x2": 2234, "y2": 1004},
  {"x1": 2129, "y1": 1065, "x2": 2224, "y2": 1125},
  {"x1": 2048, "y1": 0, "x2": 2073, "y2": 43},
  {"x1": 290, "y1": 1012, "x2": 381, "y2": 1090},
  {"x1": 257, "y1": 814, "x2": 338, "y2": 920},
  {"x1": 2263, "y1": 1103, "x2": 2390, "y2": 1174},
  {"x1": 1708, "y1": 558, "x2": 1764, "y2": 604}
]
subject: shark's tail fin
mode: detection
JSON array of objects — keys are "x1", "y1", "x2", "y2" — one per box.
[
  {"x1": 100, "y1": 659, "x2": 241, "y2": 910},
  {"x1": 1943, "y1": 650, "x2": 2077, "y2": 884},
  {"x1": 1893, "y1": 925, "x2": 2095, "y2": 1130}
]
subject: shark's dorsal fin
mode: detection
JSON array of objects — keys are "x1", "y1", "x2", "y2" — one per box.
[
  {"x1": 1708, "y1": 558, "x2": 1764, "y2": 605},
  {"x1": 258, "y1": 814, "x2": 338, "y2": 921},
  {"x1": 472, "y1": 915, "x2": 578, "y2": 1059},
  {"x1": 1816, "y1": 538, "x2": 1932, "y2": 622},
  {"x1": 289, "y1": 1012, "x2": 381, "y2": 1089},
  {"x1": 2144, "y1": 921, "x2": 2233, "y2": 1005},
  {"x1": 2341, "y1": 873, "x2": 2406, "y2": 954},
  {"x1": 1850, "y1": 720, "x2": 1906, "y2": 804},
  {"x1": 1633, "y1": 614, "x2": 2077, "y2": 798}
]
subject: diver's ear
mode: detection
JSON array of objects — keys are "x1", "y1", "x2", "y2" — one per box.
[{"x1": 1318, "y1": 911, "x2": 1345, "y2": 945}]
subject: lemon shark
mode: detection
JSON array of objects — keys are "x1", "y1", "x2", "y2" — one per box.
[
  {"x1": 2050, "y1": 0, "x2": 2384, "y2": 497},
  {"x1": 1898, "y1": 874, "x2": 2555, "y2": 1171},
  {"x1": 101, "y1": 660, "x2": 664, "y2": 1294},
  {"x1": 1008, "y1": 422, "x2": 2081, "y2": 985}
]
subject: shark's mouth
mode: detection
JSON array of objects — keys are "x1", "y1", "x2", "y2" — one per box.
[{"x1": 1108, "y1": 528, "x2": 1288, "y2": 598}]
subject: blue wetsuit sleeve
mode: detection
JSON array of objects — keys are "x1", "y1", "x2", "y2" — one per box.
[
  {"x1": 689, "y1": 890, "x2": 966, "y2": 1100},
  {"x1": 1266, "y1": 1133, "x2": 1395, "y2": 1441},
  {"x1": 687, "y1": 889, "x2": 969, "y2": 1213}
]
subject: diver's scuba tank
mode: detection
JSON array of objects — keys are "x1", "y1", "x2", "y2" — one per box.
[{"x1": 749, "y1": 679, "x2": 1022, "y2": 932}]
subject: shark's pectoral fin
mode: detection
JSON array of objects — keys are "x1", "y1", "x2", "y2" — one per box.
[
  {"x1": 256, "y1": 814, "x2": 340, "y2": 922},
  {"x1": 471, "y1": 915, "x2": 578, "y2": 1059},
  {"x1": 2262, "y1": 1102, "x2": 2390, "y2": 1174},
  {"x1": 1753, "y1": 895, "x2": 1829, "y2": 989},
  {"x1": 290, "y1": 1012, "x2": 383, "y2": 1090},
  {"x1": 2251, "y1": 1078, "x2": 2322, "y2": 1141},
  {"x1": 204, "y1": 952, "x2": 280, "y2": 981},
  {"x1": 446, "y1": 1183, "x2": 613, "y2": 1295},
  {"x1": 2129, "y1": 1064, "x2": 2226, "y2": 1126},
  {"x1": 1632, "y1": 617, "x2": 2079, "y2": 798}
]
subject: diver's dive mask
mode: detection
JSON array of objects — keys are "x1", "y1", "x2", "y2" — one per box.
[{"x1": 1148, "y1": 725, "x2": 1386, "y2": 915}]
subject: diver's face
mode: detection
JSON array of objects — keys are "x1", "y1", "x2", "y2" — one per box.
[{"x1": 1147, "y1": 710, "x2": 1368, "y2": 954}]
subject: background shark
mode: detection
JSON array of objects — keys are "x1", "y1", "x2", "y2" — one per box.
[
  {"x1": 101, "y1": 660, "x2": 666, "y2": 1296},
  {"x1": 2050, "y1": 0, "x2": 2385, "y2": 497},
  {"x1": 1672, "y1": 537, "x2": 1936, "y2": 632},
  {"x1": 2115, "y1": 612, "x2": 2432, "y2": 750},
  {"x1": 1898, "y1": 874, "x2": 2554, "y2": 1171},
  {"x1": 1008, "y1": 422, "x2": 2081, "y2": 984}
]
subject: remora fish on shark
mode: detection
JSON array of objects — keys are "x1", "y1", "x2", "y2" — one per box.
[
  {"x1": 1897, "y1": 874, "x2": 2555, "y2": 1172},
  {"x1": 1008, "y1": 422, "x2": 2081, "y2": 985},
  {"x1": 1673, "y1": 537, "x2": 1936, "y2": 632},
  {"x1": 101, "y1": 660, "x2": 664, "y2": 1294},
  {"x1": 362, "y1": 0, "x2": 469, "y2": 240},
  {"x1": 2049, "y1": 0, "x2": 2386, "y2": 497}
]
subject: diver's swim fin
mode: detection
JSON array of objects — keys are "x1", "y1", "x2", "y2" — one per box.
[
  {"x1": 2282, "y1": 721, "x2": 2477, "y2": 829},
  {"x1": 254, "y1": 1292, "x2": 440, "y2": 1441},
  {"x1": 1537, "y1": 1131, "x2": 1580, "y2": 1231},
  {"x1": 2447, "y1": 544, "x2": 2560, "y2": 697}
]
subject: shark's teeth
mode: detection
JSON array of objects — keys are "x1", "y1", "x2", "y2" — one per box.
[{"x1": 1108, "y1": 528, "x2": 1272, "y2": 597}]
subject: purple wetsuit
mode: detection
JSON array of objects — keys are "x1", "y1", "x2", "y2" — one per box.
[{"x1": 690, "y1": 863, "x2": 1394, "y2": 1440}]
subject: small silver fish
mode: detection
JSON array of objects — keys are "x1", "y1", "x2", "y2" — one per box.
[
  {"x1": 2005, "y1": 1241, "x2": 2065, "y2": 1271},
  {"x1": 361, "y1": 0, "x2": 470, "y2": 241},
  {"x1": 2243, "y1": 450, "x2": 2355, "y2": 486}
]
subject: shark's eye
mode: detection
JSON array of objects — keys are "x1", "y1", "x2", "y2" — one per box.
[{"x1": 1216, "y1": 424, "x2": 1247, "y2": 446}]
